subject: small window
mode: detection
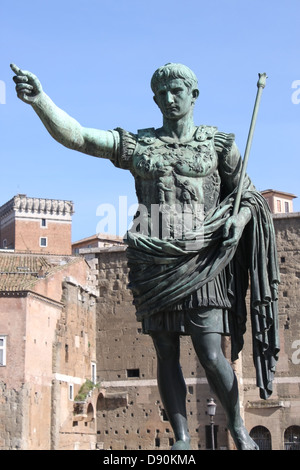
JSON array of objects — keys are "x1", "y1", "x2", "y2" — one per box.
[
  {"x1": 127, "y1": 368, "x2": 140, "y2": 378},
  {"x1": 65, "y1": 344, "x2": 69, "y2": 363},
  {"x1": 0, "y1": 336, "x2": 7, "y2": 366},
  {"x1": 277, "y1": 200, "x2": 282, "y2": 212},
  {"x1": 91, "y1": 362, "x2": 97, "y2": 383},
  {"x1": 161, "y1": 409, "x2": 169, "y2": 421},
  {"x1": 41, "y1": 218, "x2": 47, "y2": 227},
  {"x1": 40, "y1": 237, "x2": 47, "y2": 247},
  {"x1": 69, "y1": 384, "x2": 74, "y2": 401},
  {"x1": 284, "y1": 201, "x2": 290, "y2": 213}
]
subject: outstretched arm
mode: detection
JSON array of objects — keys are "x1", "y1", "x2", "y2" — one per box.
[{"x1": 10, "y1": 64, "x2": 115, "y2": 159}]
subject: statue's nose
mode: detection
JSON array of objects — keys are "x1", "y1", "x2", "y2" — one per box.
[{"x1": 166, "y1": 91, "x2": 174, "y2": 103}]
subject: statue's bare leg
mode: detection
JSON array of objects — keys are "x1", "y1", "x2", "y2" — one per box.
[
  {"x1": 150, "y1": 331, "x2": 191, "y2": 450},
  {"x1": 189, "y1": 326, "x2": 259, "y2": 450}
]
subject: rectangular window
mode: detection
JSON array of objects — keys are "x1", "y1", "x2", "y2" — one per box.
[
  {"x1": 277, "y1": 200, "x2": 281, "y2": 212},
  {"x1": 0, "y1": 336, "x2": 7, "y2": 366},
  {"x1": 284, "y1": 201, "x2": 290, "y2": 213},
  {"x1": 41, "y1": 218, "x2": 47, "y2": 227},
  {"x1": 69, "y1": 383, "x2": 74, "y2": 401},
  {"x1": 127, "y1": 368, "x2": 140, "y2": 378},
  {"x1": 40, "y1": 237, "x2": 47, "y2": 247},
  {"x1": 91, "y1": 362, "x2": 97, "y2": 384}
]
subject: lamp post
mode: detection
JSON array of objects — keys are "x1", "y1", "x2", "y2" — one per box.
[{"x1": 207, "y1": 398, "x2": 217, "y2": 450}]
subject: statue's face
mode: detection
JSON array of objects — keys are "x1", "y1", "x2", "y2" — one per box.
[{"x1": 153, "y1": 78, "x2": 197, "y2": 121}]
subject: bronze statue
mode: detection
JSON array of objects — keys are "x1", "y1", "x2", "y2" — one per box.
[{"x1": 11, "y1": 62, "x2": 279, "y2": 450}]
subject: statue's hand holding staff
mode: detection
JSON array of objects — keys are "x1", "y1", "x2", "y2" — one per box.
[
  {"x1": 222, "y1": 206, "x2": 251, "y2": 249},
  {"x1": 222, "y1": 73, "x2": 267, "y2": 250},
  {"x1": 10, "y1": 63, "x2": 42, "y2": 104}
]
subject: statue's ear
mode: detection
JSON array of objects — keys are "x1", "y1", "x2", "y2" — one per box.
[{"x1": 192, "y1": 89, "x2": 200, "y2": 100}]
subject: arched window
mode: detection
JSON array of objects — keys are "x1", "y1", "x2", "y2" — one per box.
[
  {"x1": 250, "y1": 426, "x2": 272, "y2": 450},
  {"x1": 284, "y1": 426, "x2": 300, "y2": 450},
  {"x1": 96, "y1": 393, "x2": 105, "y2": 411},
  {"x1": 87, "y1": 403, "x2": 94, "y2": 421}
]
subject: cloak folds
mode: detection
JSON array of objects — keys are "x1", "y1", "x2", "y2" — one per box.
[{"x1": 124, "y1": 190, "x2": 280, "y2": 399}]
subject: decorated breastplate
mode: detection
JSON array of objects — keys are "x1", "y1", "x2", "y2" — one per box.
[{"x1": 131, "y1": 126, "x2": 221, "y2": 214}]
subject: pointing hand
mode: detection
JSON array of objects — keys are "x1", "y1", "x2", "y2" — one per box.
[{"x1": 10, "y1": 63, "x2": 43, "y2": 104}]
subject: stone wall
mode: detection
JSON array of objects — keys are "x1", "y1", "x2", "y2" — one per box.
[
  {"x1": 242, "y1": 213, "x2": 300, "y2": 450},
  {"x1": 0, "y1": 382, "x2": 29, "y2": 449},
  {"x1": 50, "y1": 278, "x2": 98, "y2": 450}
]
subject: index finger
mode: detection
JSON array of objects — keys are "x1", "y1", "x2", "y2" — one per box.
[{"x1": 10, "y1": 63, "x2": 24, "y2": 75}]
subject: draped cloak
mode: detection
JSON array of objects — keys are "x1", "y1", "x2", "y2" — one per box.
[{"x1": 110, "y1": 127, "x2": 280, "y2": 400}]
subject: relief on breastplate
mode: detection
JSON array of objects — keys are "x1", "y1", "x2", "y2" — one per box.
[
  {"x1": 132, "y1": 127, "x2": 220, "y2": 212},
  {"x1": 133, "y1": 138, "x2": 217, "y2": 177}
]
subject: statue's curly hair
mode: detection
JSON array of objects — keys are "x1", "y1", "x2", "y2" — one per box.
[{"x1": 150, "y1": 63, "x2": 198, "y2": 93}]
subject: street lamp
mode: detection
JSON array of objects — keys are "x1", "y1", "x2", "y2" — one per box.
[{"x1": 207, "y1": 398, "x2": 217, "y2": 450}]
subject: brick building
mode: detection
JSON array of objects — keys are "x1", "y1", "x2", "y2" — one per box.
[
  {"x1": 0, "y1": 252, "x2": 98, "y2": 450},
  {"x1": 0, "y1": 193, "x2": 99, "y2": 451},
  {"x1": 0, "y1": 194, "x2": 74, "y2": 255},
  {"x1": 72, "y1": 233, "x2": 124, "y2": 255},
  {"x1": 261, "y1": 189, "x2": 297, "y2": 215}
]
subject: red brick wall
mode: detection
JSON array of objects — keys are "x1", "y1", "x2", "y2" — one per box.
[
  {"x1": 0, "y1": 295, "x2": 27, "y2": 388},
  {"x1": 15, "y1": 219, "x2": 72, "y2": 255}
]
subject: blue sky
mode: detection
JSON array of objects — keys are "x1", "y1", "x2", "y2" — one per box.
[{"x1": 1, "y1": 0, "x2": 299, "y2": 241}]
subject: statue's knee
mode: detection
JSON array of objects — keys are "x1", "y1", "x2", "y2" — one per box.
[{"x1": 200, "y1": 350, "x2": 219, "y2": 371}]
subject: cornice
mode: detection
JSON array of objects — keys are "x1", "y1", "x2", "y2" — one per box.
[{"x1": 0, "y1": 194, "x2": 74, "y2": 220}]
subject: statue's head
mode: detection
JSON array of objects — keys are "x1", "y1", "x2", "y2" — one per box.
[
  {"x1": 151, "y1": 63, "x2": 199, "y2": 120},
  {"x1": 150, "y1": 63, "x2": 198, "y2": 94}
]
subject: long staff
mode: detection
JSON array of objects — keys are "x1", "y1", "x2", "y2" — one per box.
[{"x1": 232, "y1": 73, "x2": 267, "y2": 215}]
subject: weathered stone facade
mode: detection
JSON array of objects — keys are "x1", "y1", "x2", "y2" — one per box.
[{"x1": 242, "y1": 212, "x2": 300, "y2": 450}]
